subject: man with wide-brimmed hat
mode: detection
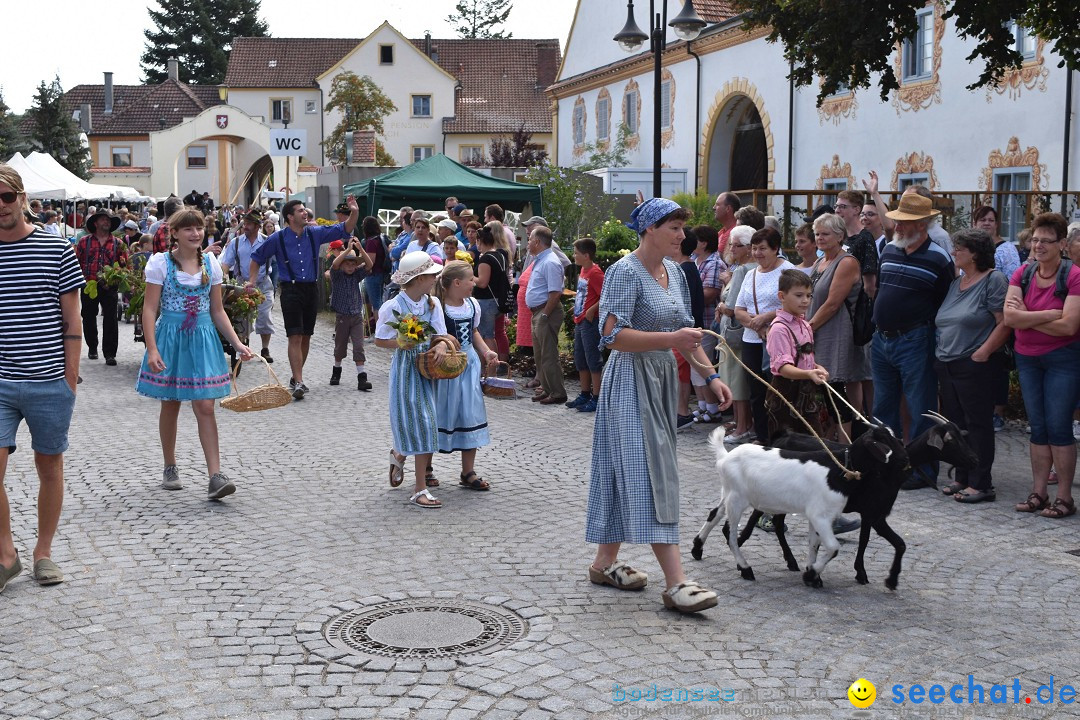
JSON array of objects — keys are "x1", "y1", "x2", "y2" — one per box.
[
  {"x1": 221, "y1": 209, "x2": 276, "y2": 363},
  {"x1": 872, "y1": 188, "x2": 955, "y2": 489},
  {"x1": 75, "y1": 208, "x2": 128, "y2": 365}
]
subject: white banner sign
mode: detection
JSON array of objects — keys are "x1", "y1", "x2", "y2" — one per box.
[{"x1": 269, "y1": 129, "x2": 307, "y2": 157}]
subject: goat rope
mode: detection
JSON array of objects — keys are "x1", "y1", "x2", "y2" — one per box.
[{"x1": 689, "y1": 329, "x2": 861, "y2": 481}]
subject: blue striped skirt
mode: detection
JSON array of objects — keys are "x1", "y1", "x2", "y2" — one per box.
[{"x1": 388, "y1": 346, "x2": 438, "y2": 455}]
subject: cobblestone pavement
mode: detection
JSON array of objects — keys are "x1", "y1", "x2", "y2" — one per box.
[{"x1": 2, "y1": 307, "x2": 1079, "y2": 720}]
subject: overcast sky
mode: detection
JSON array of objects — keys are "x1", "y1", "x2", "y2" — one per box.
[{"x1": 1, "y1": 0, "x2": 578, "y2": 113}]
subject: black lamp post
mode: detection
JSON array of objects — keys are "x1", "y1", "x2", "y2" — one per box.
[{"x1": 614, "y1": 0, "x2": 706, "y2": 198}]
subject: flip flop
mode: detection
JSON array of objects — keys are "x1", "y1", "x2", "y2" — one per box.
[
  {"x1": 388, "y1": 450, "x2": 405, "y2": 487},
  {"x1": 33, "y1": 558, "x2": 63, "y2": 586}
]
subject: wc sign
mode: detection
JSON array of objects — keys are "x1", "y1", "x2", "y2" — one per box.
[{"x1": 269, "y1": 129, "x2": 307, "y2": 156}]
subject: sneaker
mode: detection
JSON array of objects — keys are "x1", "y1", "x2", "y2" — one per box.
[
  {"x1": 292, "y1": 382, "x2": 308, "y2": 400},
  {"x1": 161, "y1": 465, "x2": 182, "y2": 490},
  {"x1": 1073, "y1": 420, "x2": 1080, "y2": 440},
  {"x1": 578, "y1": 398, "x2": 597, "y2": 413},
  {"x1": 289, "y1": 377, "x2": 297, "y2": 391},
  {"x1": 105, "y1": 357, "x2": 117, "y2": 366},
  {"x1": 992, "y1": 414, "x2": 1005, "y2": 432},
  {"x1": 724, "y1": 430, "x2": 752, "y2": 444},
  {"x1": 330, "y1": 366, "x2": 342, "y2": 386},
  {"x1": 757, "y1": 514, "x2": 775, "y2": 533},
  {"x1": 832, "y1": 515, "x2": 861, "y2": 534},
  {"x1": 676, "y1": 414, "x2": 695, "y2": 431},
  {"x1": 207, "y1": 473, "x2": 236, "y2": 500},
  {"x1": 357, "y1": 372, "x2": 372, "y2": 391},
  {"x1": 87, "y1": 350, "x2": 98, "y2": 360},
  {"x1": 260, "y1": 347, "x2": 274, "y2": 364},
  {"x1": 565, "y1": 392, "x2": 590, "y2": 409}
]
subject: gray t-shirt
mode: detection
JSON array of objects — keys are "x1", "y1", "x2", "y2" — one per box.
[{"x1": 934, "y1": 270, "x2": 1007, "y2": 362}]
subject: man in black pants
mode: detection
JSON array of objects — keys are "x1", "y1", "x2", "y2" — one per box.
[
  {"x1": 248, "y1": 195, "x2": 359, "y2": 400},
  {"x1": 74, "y1": 209, "x2": 127, "y2": 365}
]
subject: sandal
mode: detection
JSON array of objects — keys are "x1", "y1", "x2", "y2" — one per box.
[
  {"x1": 425, "y1": 468, "x2": 439, "y2": 488},
  {"x1": 662, "y1": 580, "x2": 718, "y2": 613},
  {"x1": 459, "y1": 471, "x2": 490, "y2": 491},
  {"x1": 941, "y1": 481, "x2": 966, "y2": 496},
  {"x1": 408, "y1": 489, "x2": 442, "y2": 509},
  {"x1": 388, "y1": 450, "x2": 405, "y2": 487},
  {"x1": 955, "y1": 487, "x2": 996, "y2": 504},
  {"x1": 692, "y1": 410, "x2": 718, "y2": 424},
  {"x1": 1015, "y1": 492, "x2": 1049, "y2": 513},
  {"x1": 1040, "y1": 497, "x2": 1076, "y2": 519},
  {"x1": 588, "y1": 560, "x2": 648, "y2": 590}
]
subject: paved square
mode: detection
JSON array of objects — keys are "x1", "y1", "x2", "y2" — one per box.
[{"x1": 1, "y1": 308, "x2": 1077, "y2": 719}]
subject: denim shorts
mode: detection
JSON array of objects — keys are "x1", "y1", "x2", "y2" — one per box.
[
  {"x1": 1015, "y1": 343, "x2": 1080, "y2": 446},
  {"x1": 573, "y1": 317, "x2": 603, "y2": 372},
  {"x1": 476, "y1": 298, "x2": 499, "y2": 340},
  {"x1": 0, "y1": 378, "x2": 77, "y2": 455}
]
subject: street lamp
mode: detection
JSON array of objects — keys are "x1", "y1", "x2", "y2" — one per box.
[{"x1": 613, "y1": 0, "x2": 706, "y2": 197}]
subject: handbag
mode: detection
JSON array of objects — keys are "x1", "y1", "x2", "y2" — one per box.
[
  {"x1": 220, "y1": 355, "x2": 293, "y2": 412},
  {"x1": 416, "y1": 334, "x2": 468, "y2": 380},
  {"x1": 481, "y1": 361, "x2": 516, "y2": 398}
]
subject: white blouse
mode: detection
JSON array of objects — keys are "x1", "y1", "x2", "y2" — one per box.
[{"x1": 144, "y1": 251, "x2": 224, "y2": 286}]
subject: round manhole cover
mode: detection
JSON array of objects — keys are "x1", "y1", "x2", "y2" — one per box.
[{"x1": 324, "y1": 600, "x2": 529, "y2": 658}]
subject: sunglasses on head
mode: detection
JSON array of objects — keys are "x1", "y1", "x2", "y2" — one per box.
[{"x1": 0, "y1": 191, "x2": 22, "y2": 204}]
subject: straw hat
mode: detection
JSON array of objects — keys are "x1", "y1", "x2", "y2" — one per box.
[
  {"x1": 886, "y1": 191, "x2": 941, "y2": 221},
  {"x1": 392, "y1": 251, "x2": 443, "y2": 286}
]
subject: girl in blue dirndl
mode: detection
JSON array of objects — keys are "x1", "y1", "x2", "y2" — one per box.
[
  {"x1": 137, "y1": 208, "x2": 254, "y2": 500},
  {"x1": 434, "y1": 261, "x2": 499, "y2": 490},
  {"x1": 374, "y1": 251, "x2": 448, "y2": 508}
]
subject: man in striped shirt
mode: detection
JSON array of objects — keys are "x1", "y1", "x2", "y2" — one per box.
[
  {"x1": 0, "y1": 164, "x2": 85, "y2": 591},
  {"x1": 872, "y1": 190, "x2": 954, "y2": 490}
]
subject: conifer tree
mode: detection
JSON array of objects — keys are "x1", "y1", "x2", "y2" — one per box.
[
  {"x1": 0, "y1": 88, "x2": 30, "y2": 158},
  {"x1": 447, "y1": 0, "x2": 513, "y2": 39},
  {"x1": 26, "y1": 76, "x2": 91, "y2": 179},
  {"x1": 141, "y1": 0, "x2": 269, "y2": 85}
]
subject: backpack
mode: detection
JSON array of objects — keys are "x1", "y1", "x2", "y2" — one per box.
[
  {"x1": 380, "y1": 234, "x2": 393, "y2": 275},
  {"x1": 845, "y1": 287, "x2": 875, "y2": 346},
  {"x1": 1019, "y1": 259, "x2": 1073, "y2": 301},
  {"x1": 489, "y1": 251, "x2": 514, "y2": 314}
]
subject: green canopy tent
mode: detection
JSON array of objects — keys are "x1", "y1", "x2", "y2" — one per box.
[{"x1": 342, "y1": 154, "x2": 543, "y2": 217}]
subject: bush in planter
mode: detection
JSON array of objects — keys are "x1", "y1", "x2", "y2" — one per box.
[
  {"x1": 671, "y1": 189, "x2": 722, "y2": 229},
  {"x1": 595, "y1": 218, "x2": 639, "y2": 253}
]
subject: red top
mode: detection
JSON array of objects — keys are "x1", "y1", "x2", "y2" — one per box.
[
  {"x1": 574, "y1": 264, "x2": 605, "y2": 324},
  {"x1": 1010, "y1": 263, "x2": 1080, "y2": 356},
  {"x1": 75, "y1": 234, "x2": 129, "y2": 281}
]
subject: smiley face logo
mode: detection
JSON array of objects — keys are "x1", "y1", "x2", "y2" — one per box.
[{"x1": 848, "y1": 678, "x2": 876, "y2": 708}]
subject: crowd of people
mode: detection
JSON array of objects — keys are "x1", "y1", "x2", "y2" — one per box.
[{"x1": 3, "y1": 159, "x2": 1079, "y2": 613}]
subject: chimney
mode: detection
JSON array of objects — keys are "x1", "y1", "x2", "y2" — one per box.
[
  {"x1": 167, "y1": 58, "x2": 179, "y2": 81},
  {"x1": 535, "y1": 43, "x2": 558, "y2": 89},
  {"x1": 103, "y1": 72, "x2": 114, "y2": 114},
  {"x1": 353, "y1": 130, "x2": 376, "y2": 165},
  {"x1": 80, "y1": 103, "x2": 93, "y2": 132},
  {"x1": 424, "y1": 32, "x2": 432, "y2": 57}
]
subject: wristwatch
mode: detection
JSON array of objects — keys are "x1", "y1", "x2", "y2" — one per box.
[{"x1": 539, "y1": 312, "x2": 548, "y2": 319}]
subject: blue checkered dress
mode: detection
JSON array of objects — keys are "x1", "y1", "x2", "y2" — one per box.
[{"x1": 585, "y1": 254, "x2": 693, "y2": 544}]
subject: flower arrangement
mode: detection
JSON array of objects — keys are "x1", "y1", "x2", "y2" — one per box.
[
  {"x1": 221, "y1": 284, "x2": 267, "y2": 323},
  {"x1": 387, "y1": 311, "x2": 434, "y2": 350},
  {"x1": 454, "y1": 250, "x2": 474, "y2": 263}
]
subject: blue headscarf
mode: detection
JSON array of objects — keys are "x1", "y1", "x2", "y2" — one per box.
[{"x1": 625, "y1": 198, "x2": 683, "y2": 234}]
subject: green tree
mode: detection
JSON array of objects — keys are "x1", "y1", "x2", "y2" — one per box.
[
  {"x1": 0, "y1": 88, "x2": 30, "y2": 158},
  {"x1": 737, "y1": 0, "x2": 1080, "y2": 103},
  {"x1": 447, "y1": 0, "x2": 513, "y2": 39},
  {"x1": 322, "y1": 72, "x2": 397, "y2": 165},
  {"x1": 141, "y1": 0, "x2": 269, "y2": 85},
  {"x1": 26, "y1": 76, "x2": 91, "y2": 179},
  {"x1": 575, "y1": 122, "x2": 631, "y2": 172},
  {"x1": 523, "y1": 163, "x2": 614, "y2": 247}
]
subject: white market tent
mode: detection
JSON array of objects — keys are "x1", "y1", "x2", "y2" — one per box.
[{"x1": 5, "y1": 152, "x2": 148, "y2": 202}]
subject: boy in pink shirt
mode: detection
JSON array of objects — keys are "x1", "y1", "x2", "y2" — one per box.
[{"x1": 765, "y1": 270, "x2": 830, "y2": 438}]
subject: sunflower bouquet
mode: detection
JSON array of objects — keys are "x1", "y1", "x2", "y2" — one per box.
[{"x1": 387, "y1": 311, "x2": 434, "y2": 350}]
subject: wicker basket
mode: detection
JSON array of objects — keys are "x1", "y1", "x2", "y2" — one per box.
[
  {"x1": 220, "y1": 354, "x2": 293, "y2": 412},
  {"x1": 481, "y1": 361, "x2": 516, "y2": 398},
  {"x1": 416, "y1": 335, "x2": 468, "y2": 380}
]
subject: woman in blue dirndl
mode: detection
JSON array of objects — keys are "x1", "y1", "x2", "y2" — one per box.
[
  {"x1": 374, "y1": 251, "x2": 449, "y2": 508},
  {"x1": 137, "y1": 208, "x2": 254, "y2": 500},
  {"x1": 433, "y1": 261, "x2": 500, "y2": 490},
  {"x1": 584, "y1": 199, "x2": 733, "y2": 614}
]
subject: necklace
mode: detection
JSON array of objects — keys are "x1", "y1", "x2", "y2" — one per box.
[
  {"x1": 959, "y1": 270, "x2": 985, "y2": 290},
  {"x1": 1037, "y1": 263, "x2": 1060, "y2": 280}
]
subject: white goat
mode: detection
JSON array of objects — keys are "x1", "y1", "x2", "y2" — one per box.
[{"x1": 696, "y1": 425, "x2": 903, "y2": 587}]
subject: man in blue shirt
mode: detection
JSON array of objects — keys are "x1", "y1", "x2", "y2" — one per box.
[
  {"x1": 222, "y1": 210, "x2": 276, "y2": 364},
  {"x1": 248, "y1": 196, "x2": 358, "y2": 399},
  {"x1": 525, "y1": 225, "x2": 568, "y2": 404}
]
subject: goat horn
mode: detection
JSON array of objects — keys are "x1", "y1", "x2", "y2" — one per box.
[{"x1": 922, "y1": 411, "x2": 948, "y2": 425}]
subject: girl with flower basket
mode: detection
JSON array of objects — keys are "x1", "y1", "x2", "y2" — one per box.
[
  {"x1": 136, "y1": 208, "x2": 255, "y2": 501},
  {"x1": 374, "y1": 251, "x2": 449, "y2": 508}
]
